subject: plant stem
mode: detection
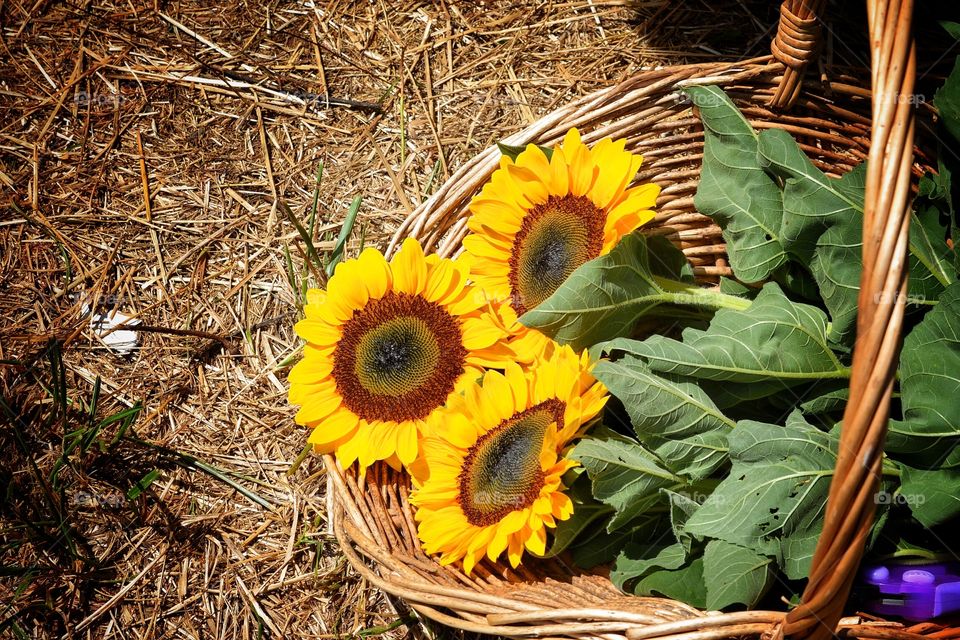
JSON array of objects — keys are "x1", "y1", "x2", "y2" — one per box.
[{"x1": 652, "y1": 277, "x2": 753, "y2": 312}]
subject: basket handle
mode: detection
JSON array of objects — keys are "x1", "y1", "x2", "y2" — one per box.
[
  {"x1": 769, "y1": 0, "x2": 827, "y2": 108},
  {"x1": 779, "y1": 2, "x2": 916, "y2": 639}
]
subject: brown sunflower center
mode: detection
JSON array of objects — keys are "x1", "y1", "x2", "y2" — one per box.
[
  {"x1": 332, "y1": 292, "x2": 467, "y2": 422},
  {"x1": 458, "y1": 399, "x2": 565, "y2": 526},
  {"x1": 508, "y1": 195, "x2": 605, "y2": 315}
]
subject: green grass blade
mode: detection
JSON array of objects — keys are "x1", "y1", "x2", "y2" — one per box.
[{"x1": 325, "y1": 196, "x2": 361, "y2": 277}]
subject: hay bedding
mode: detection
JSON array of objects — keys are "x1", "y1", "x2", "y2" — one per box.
[{"x1": 0, "y1": 1, "x2": 837, "y2": 637}]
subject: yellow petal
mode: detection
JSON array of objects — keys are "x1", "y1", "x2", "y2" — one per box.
[
  {"x1": 551, "y1": 491, "x2": 574, "y2": 520},
  {"x1": 507, "y1": 532, "x2": 525, "y2": 567},
  {"x1": 524, "y1": 525, "x2": 547, "y2": 556},
  {"x1": 295, "y1": 391, "x2": 343, "y2": 424},
  {"x1": 588, "y1": 138, "x2": 634, "y2": 209},
  {"x1": 487, "y1": 528, "x2": 510, "y2": 562},
  {"x1": 481, "y1": 370, "x2": 514, "y2": 421},
  {"x1": 356, "y1": 247, "x2": 392, "y2": 299},
  {"x1": 326, "y1": 263, "x2": 368, "y2": 314},
  {"x1": 390, "y1": 238, "x2": 428, "y2": 295},
  {"x1": 468, "y1": 198, "x2": 525, "y2": 233},
  {"x1": 423, "y1": 258, "x2": 458, "y2": 304},
  {"x1": 461, "y1": 316, "x2": 503, "y2": 350},
  {"x1": 288, "y1": 355, "x2": 334, "y2": 384},
  {"x1": 505, "y1": 164, "x2": 549, "y2": 206},
  {"x1": 604, "y1": 183, "x2": 660, "y2": 230},
  {"x1": 504, "y1": 362, "x2": 528, "y2": 412},
  {"x1": 442, "y1": 412, "x2": 479, "y2": 449},
  {"x1": 307, "y1": 410, "x2": 359, "y2": 445},
  {"x1": 294, "y1": 319, "x2": 341, "y2": 347},
  {"x1": 395, "y1": 419, "x2": 420, "y2": 466},
  {"x1": 498, "y1": 509, "x2": 528, "y2": 536},
  {"x1": 547, "y1": 145, "x2": 570, "y2": 195},
  {"x1": 569, "y1": 139, "x2": 597, "y2": 197}
]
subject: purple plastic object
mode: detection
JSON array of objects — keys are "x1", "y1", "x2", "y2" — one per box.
[{"x1": 859, "y1": 562, "x2": 960, "y2": 620}]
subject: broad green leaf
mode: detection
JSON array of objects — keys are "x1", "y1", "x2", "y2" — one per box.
[
  {"x1": 780, "y1": 530, "x2": 820, "y2": 580},
  {"x1": 703, "y1": 540, "x2": 773, "y2": 609},
  {"x1": 635, "y1": 557, "x2": 707, "y2": 608},
  {"x1": 571, "y1": 515, "x2": 662, "y2": 568},
  {"x1": 612, "y1": 542, "x2": 686, "y2": 592},
  {"x1": 760, "y1": 128, "x2": 950, "y2": 341},
  {"x1": 543, "y1": 502, "x2": 612, "y2": 558},
  {"x1": 592, "y1": 356, "x2": 734, "y2": 479},
  {"x1": 887, "y1": 282, "x2": 960, "y2": 464},
  {"x1": 757, "y1": 131, "x2": 865, "y2": 342},
  {"x1": 913, "y1": 169, "x2": 958, "y2": 291},
  {"x1": 899, "y1": 465, "x2": 960, "y2": 528},
  {"x1": 800, "y1": 388, "x2": 849, "y2": 418},
  {"x1": 718, "y1": 277, "x2": 758, "y2": 299},
  {"x1": 935, "y1": 54, "x2": 960, "y2": 145},
  {"x1": 664, "y1": 489, "x2": 703, "y2": 553},
  {"x1": 520, "y1": 233, "x2": 732, "y2": 350},
  {"x1": 686, "y1": 85, "x2": 787, "y2": 282},
  {"x1": 684, "y1": 413, "x2": 836, "y2": 557},
  {"x1": 572, "y1": 429, "x2": 682, "y2": 531},
  {"x1": 602, "y1": 285, "x2": 849, "y2": 407},
  {"x1": 942, "y1": 21, "x2": 960, "y2": 40}
]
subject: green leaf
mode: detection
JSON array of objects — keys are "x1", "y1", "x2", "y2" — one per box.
[
  {"x1": 591, "y1": 356, "x2": 734, "y2": 479},
  {"x1": 800, "y1": 388, "x2": 849, "y2": 417},
  {"x1": 127, "y1": 469, "x2": 161, "y2": 500},
  {"x1": 571, "y1": 518, "x2": 660, "y2": 568},
  {"x1": 759, "y1": 128, "x2": 949, "y2": 341},
  {"x1": 496, "y1": 142, "x2": 554, "y2": 162},
  {"x1": 684, "y1": 413, "x2": 836, "y2": 562},
  {"x1": 521, "y1": 233, "x2": 746, "y2": 350},
  {"x1": 572, "y1": 428, "x2": 682, "y2": 531},
  {"x1": 718, "y1": 277, "x2": 758, "y2": 299},
  {"x1": 635, "y1": 557, "x2": 707, "y2": 608},
  {"x1": 611, "y1": 542, "x2": 686, "y2": 592},
  {"x1": 703, "y1": 540, "x2": 773, "y2": 609},
  {"x1": 757, "y1": 132, "x2": 864, "y2": 343},
  {"x1": 912, "y1": 172, "x2": 957, "y2": 291},
  {"x1": 899, "y1": 465, "x2": 960, "y2": 527},
  {"x1": 887, "y1": 282, "x2": 960, "y2": 464},
  {"x1": 664, "y1": 489, "x2": 703, "y2": 553},
  {"x1": 602, "y1": 284, "x2": 849, "y2": 407},
  {"x1": 542, "y1": 477, "x2": 613, "y2": 559},
  {"x1": 935, "y1": 54, "x2": 960, "y2": 145},
  {"x1": 543, "y1": 502, "x2": 611, "y2": 558},
  {"x1": 326, "y1": 196, "x2": 362, "y2": 276},
  {"x1": 942, "y1": 21, "x2": 960, "y2": 40},
  {"x1": 686, "y1": 85, "x2": 787, "y2": 282},
  {"x1": 779, "y1": 529, "x2": 820, "y2": 580}
]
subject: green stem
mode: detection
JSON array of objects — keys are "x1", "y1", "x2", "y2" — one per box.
[{"x1": 652, "y1": 277, "x2": 753, "y2": 312}]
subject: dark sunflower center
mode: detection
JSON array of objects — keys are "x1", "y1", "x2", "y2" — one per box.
[
  {"x1": 458, "y1": 399, "x2": 565, "y2": 526},
  {"x1": 332, "y1": 292, "x2": 467, "y2": 422},
  {"x1": 508, "y1": 195, "x2": 605, "y2": 315}
]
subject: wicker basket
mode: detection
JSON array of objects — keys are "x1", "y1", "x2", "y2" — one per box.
[{"x1": 324, "y1": 2, "x2": 950, "y2": 639}]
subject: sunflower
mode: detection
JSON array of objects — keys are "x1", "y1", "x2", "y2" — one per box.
[
  {"x1": 288, "y1": 238, "x2": 524, "y2": 473},
  {"x1": 410, "y1": 345, "x2": 608, "y2": 574},
  {"x1": 461, "y1": 128, "x2": 659, "y2": 354}
]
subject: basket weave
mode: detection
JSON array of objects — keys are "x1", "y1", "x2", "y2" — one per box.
[{"x1": 325, "y1": 2, "x2": 948, "y2": 639}]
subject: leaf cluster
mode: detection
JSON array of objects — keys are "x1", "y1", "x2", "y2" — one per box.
[{"x1": 521, "y1": 82, "x2": 960, "y2": 608}]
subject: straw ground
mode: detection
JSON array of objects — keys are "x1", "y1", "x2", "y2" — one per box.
[{"x1": 1, "y1": 2, "x2": 781, "y2": 638}]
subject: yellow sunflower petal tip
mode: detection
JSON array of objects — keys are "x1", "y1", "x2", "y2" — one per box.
[{"x1": 287, "y1": 240, "x2": 515, "y2": 475}]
